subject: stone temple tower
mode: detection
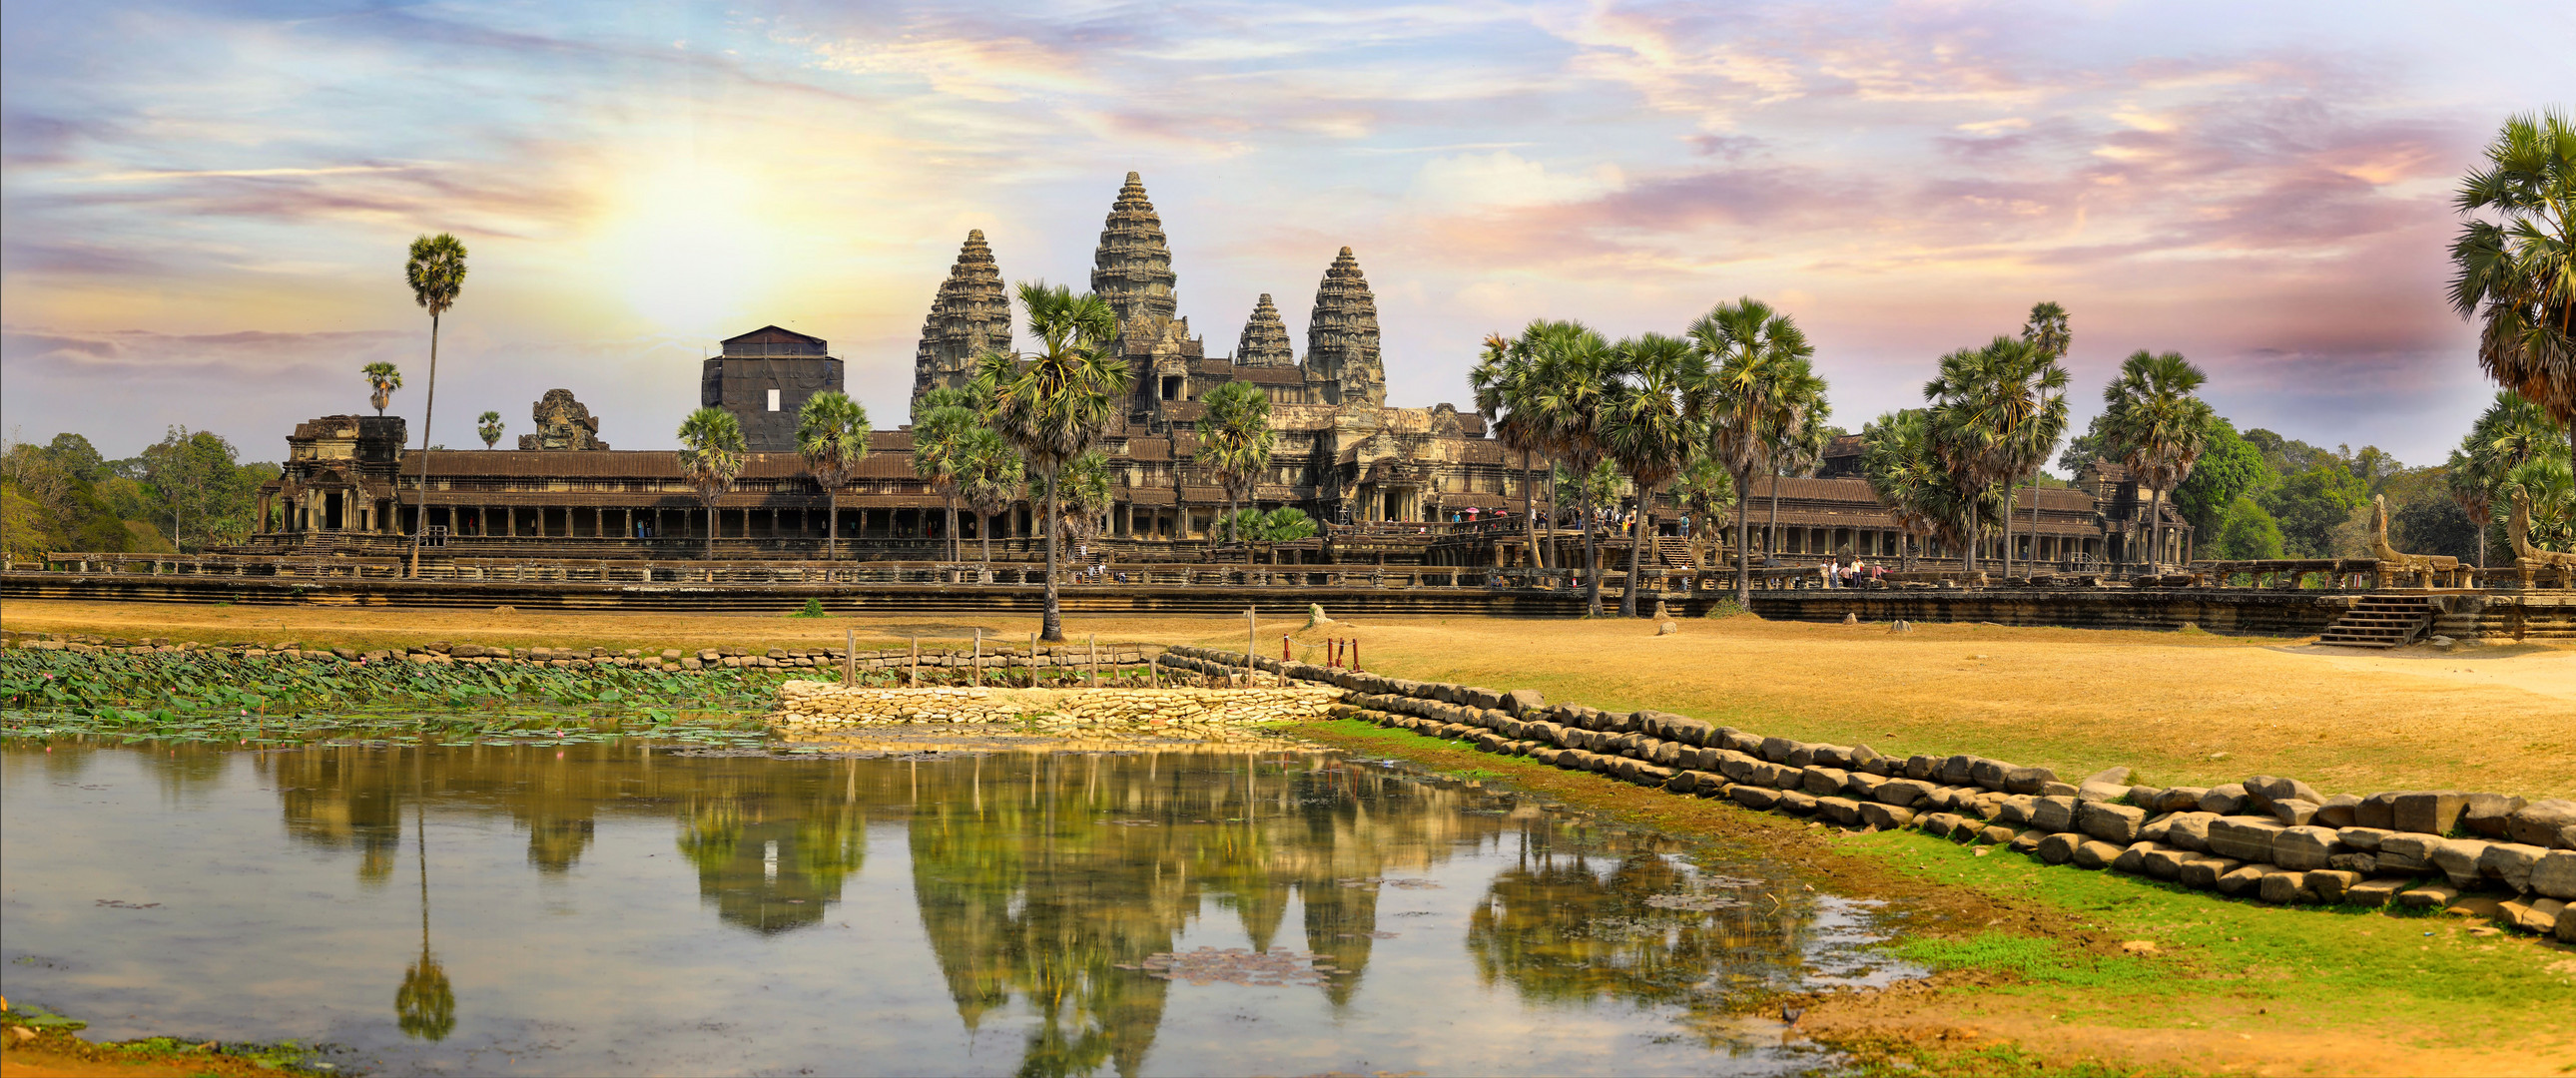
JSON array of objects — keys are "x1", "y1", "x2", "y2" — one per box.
[
  {"x1": 1235, "y1": 293, "x2": 1294, "y2": 366},
  {"x1": 1305, "y1": 247, "x2": 1384, "y2": 407},
  {"x1": 1090, "y1": 172, "x2": 1178, "y2": 333},
  {"x1": 911, "y1": 229, "x2": 1012, "y2": 418}
]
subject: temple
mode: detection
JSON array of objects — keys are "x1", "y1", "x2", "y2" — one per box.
[{"x1": 246, "y1": 171, "x2": 2190, "y2": 568}]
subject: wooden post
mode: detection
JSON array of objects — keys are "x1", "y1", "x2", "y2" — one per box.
[
  {"x1": 1088, "y1": 634, "x2": 1099, "y2": 687},
  {"x1": 1028, "y1": 631, "x2": 1038, "y2": 688},
  {"x1": 909, "y1": 636, "x2": 919, "y2": 687},
  {"x1": 844, "y1": 627, "x2": 855, "y2": 688},
  {"x1": 1351, "y1": 639, "x2": 1360, "y2": 671},
  {"x1": 971, "y1": 629, "x2": 981, "y2": 687},
  {"x1": 1147, "y1": 649, "x2": 1160, "y2": 688},
  {"x1": 1246, "y1": 608, "x2": 1257, "y2": 688}
]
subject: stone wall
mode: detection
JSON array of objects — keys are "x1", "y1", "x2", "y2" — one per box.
[
  {"x1": 1162, "y1": 644, "x2": 2576, "y2": 942},
  {"x1": 769, "y1": 683, "x2": 1344, "y2": 728},
  {"x1": 1, "y1": 631, "x2": 1155, "y2": 677}
]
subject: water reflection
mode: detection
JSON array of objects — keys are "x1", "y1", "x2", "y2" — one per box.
[{"x1": 3, "y1": 741, "x2": 1899, "y2": 1076}]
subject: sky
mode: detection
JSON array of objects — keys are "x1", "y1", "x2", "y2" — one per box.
[{"x1": 3, "y1": 1, "x2": 2570, "y2": 468}]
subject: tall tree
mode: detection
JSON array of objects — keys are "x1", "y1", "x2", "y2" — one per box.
[
  {"x1": 1669, "y1": 451, "x2": 1735, "y2": 572},
  {"x1": 475, "y1": 411, "x2": 504, "y2": 450},
  {"x1": 1526, "y1": 321, "x2": 1616, "y2": 616},
  {"x1": 402, "y1": 233, "x2": 467, "y2": 578},
  {"x1": 138, "y1": 426, "x2": 258, "y2": 551},
  {"x1": 1860, "y1": 409, "x2": 1952, "y2": 571},
  {"x1": 956, "y1": 426, "x2": 1023, "y2": 566},
  {"x1": 1765, "y1": 391, "x2": 1830, "y2": 562},
  {"x1": 796, "y1": 390, "x2": 870, "y2": 562},
  {"x1": 2447, "y1": 110, "x2": 2576, "y2": 467},
  {"x1": 1470, "y1": 331, "x2": 1549, "y2": 569},
  {"x1": 1194, "y1": 380, "x2": 1276, "y2": 565},
  {"x1": 2099, "y1": 350, "x2": 2215, "y2": 569},
  {"x1": 912, "y1": 386, "x2": 982, "y2": 563},
  {"x1": 1685, "y1": 297, "x2": 1817, "y2": 607},
  {"x1": 975, "y1": 280, "x2": 1131, "y2": 642},
  {"x1": 1924, "y1": 337, "x2": 2053, "y2": 575},
  {"x1": 677, "y1": 407, "x2": 746, "y2": 560},
  {"x1": 363, "y1": 362, "x2": 403, "y2": 416},
  {"x1": 1601, "y1": 333, "x2": 1702, "y2": 617},
  {"x1": 2447, "y1": 389, "x2": 2571, "y2": 566},
  {"x1": 2012, "y1": 302, "x2": 2074, "y2": 572}
]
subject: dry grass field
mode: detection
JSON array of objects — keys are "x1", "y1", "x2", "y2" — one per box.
[{"x1": 4, "y1": 598, "x2": 2569, "y2": 798}]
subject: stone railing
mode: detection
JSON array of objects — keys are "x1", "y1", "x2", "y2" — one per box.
[{"x1": 1161, "y1": 645, "x2": 2576, "y2": 941}]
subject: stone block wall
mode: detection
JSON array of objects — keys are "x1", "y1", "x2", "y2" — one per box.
[
  {"x1": 769, "y1": 682, "x2": 1344, "y2": 728},
  {"x1": 1162, "y1": 644, "x2": 2576, "y2": 942}
]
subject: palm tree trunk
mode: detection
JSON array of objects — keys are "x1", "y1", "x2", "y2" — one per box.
[
  {"x1": 1766, "y1": 466, "x2": 1782, "y2": 563},
  {"x1": 1734, "y1": 466, "x2": 1754, "y2": 608},
  {"x1": 1521, "y1": 452, "x2": 1540, "y2": 569},
  {"x1": 826, "y1": 488, "x2": 838, "y2": 562},
  {"x1": 981, "y1": 512, "x2": 992, "y2": 566},
  {"x1": 406, "y1": 312, "x2": 440, "y2": 579},
  {"x1": 1622, "y1": 479, "x2": 1645, "y2": 618},
  {"x1": 1544, "y1": 465, "x2": 1560, "y2": 572},
  {"x1": 2001, "y1": 481, "x2": 2015, "y2": 580},
  {"x1": 1042, "y1": 476, "x2": 1063, "y2": 642},
  {"x1": 1579, "y1": 467, "x2": 1601, "y2": 617},
  {"x1": 705, "y1": 499, "x2": 718, "y2": 560}
]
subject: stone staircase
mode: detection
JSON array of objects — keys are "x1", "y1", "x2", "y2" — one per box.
[{"x1": 2317, "y1": 595, "x2": 2434, "y2": 649}]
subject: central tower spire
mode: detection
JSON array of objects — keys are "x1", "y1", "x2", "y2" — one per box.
[{"x1": 1090, "y1": 172, "x2": 1177, "y2": 331}]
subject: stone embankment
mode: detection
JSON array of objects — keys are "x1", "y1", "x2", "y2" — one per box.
[
  {"x1": 767, "y1": 683, "x2": 1344, "y2": 736},
  {"x1": 1162, "y1": 644, "x2": 2576, "y2": 942},
  {"x1": 2, "y1": 631, "x2": 1155, "y2": 677}
]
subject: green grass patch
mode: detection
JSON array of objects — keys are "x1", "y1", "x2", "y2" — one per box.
[{"x1": 1887, "y1": 932, "x2": 2165, "y2": 988}]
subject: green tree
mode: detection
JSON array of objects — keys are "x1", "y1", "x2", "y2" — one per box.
[
  {"x1": 677, "y1": 406, "x2": 746, "y2": 560},
  {"x1": 1862, "y1": 408, "x2": 1996, "y2": 570},
  {"x1": 975, "y1": 280, "x2": 1130, "y2": 641},
  {"x1": 363, "y1": 361, "x2": 403, "y2": 416},
  {"x1": 402, "y1": 233, "x2": 467, "y2": 578},
  {"x1": 2261, "y1": 463, "x2": 2368, "y2": 557},
  {"x1": 1194, "y1": 380, "x2": 1276, "y2": 565},
  {"x1": 1470, "y1": 331, "x2": 1550, "y2": 568},
  {"x1": 2099, "y1": 350, "x2": 2215, "y2": 569},
  {"x1": 911, "y1": 386, "x2": 982, "y2": 563},
  {"x1": 796, "y1": 390, "x2": 870, "y2": 562},
  {"x1": 2021, "y1": 300, "x2": 2071, "y2": 361},
  {"x1": 1668, "y1": 451, "x2": 1735, "y2": 570},
  {"x1": 2447, "y1": 109, "x2": 2576, "y2": 466},
  {"x1": 2447, "y1": 389, "x2": 2571, "y2": 565},
  {"x1": 1922, "y1": 338, "x2": 2025, "y2": 573},
  {"x1": 1685, "y1": 296, "x2": 1817, "y2": 606},
  {"x1": 1600, "y1": 332, "x2": 1702, "y2": 616},
  {"x1": 139, "y1": 426, "x2": 260, "y2": 551},
  {"x1": 1523, "y1": 320, "x2": 1616, "y2": 615},
  {"x1": 956, "y1": 427, "x2": 1024, "y2": 566},
  {"x1": 2210, "y1": 495, "x2": 2285, "y2": 560},
  {"x1": 1256, "y1": 506, "x2": 1317, "y2": 564},
  {"x1": 2172, "y1": 418, "x2": 2271, "y2": 538},
  {"x1": 45, "y1": 433, "x2": 107, "y2": 484},
  {"x1": 476, "y1": 411, "x2": 504, "y2": 450},
  {"x1": 1034, "y1": 449, "x2": 1115, "y2": 552}
]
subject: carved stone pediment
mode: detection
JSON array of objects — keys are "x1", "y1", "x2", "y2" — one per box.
[{"x1": 517, "y1": 388, "x2": 609, "y2": 451}]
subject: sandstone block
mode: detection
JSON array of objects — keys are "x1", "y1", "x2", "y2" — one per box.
[
  {"x1": 2073, "y1": 840, "x2": 2124, "y2": 869},
  {"x1": 2009, "y1": 829, "x2": 2047, "y2": 853},
  {"x1": 2036, "y1": 832, "x2": 2082, "y2": 864},
  {"x1": 2199, "y1": 784, "x2": 2249, "y2": 815},
  {"x1": 2032, "y1": 796, "x2": 2078, "y2": 833},
  {"x1": 2078, "y1": 801, "x2": 2148, "y2": 843},
  {"x1": 1844, "y1": 772, "x2": 1887, "y2": 800},
  {"x1": 2501, "y1": 897, "x2": 2563, "y2": 934},
  {"x1": 1817, "y1": 797, "x2": 1864, "y2": 826},
  {"x1": 2208, "y1": 816, "x2": 2285, "y2": 863},
  {"x1": 2428, "y1": 838, "x2": 2492, "y2": 888},
  {"x1": 2179, "y1": 856, "x2": 2242, "y2": 889},
  {"x1": 2269, "y1": 826, "x2": 2344, "y2": 871},
  {"x1": 2077, "y1": 781, "x2": 2130, "y2": 804},
  {"x1": 2111, "y1": 842, "x2": 2155, "y2": 874},
  {"x1": 2531, "y1": 850, "x2": 2576, "y2": 899},
  {"x1": 1950, "y1": 819, "x2": 1984, "y2": 844},
  {"x1": 2562, "y1": 903, "x2": 2576, "y2": 943},
  {"x1": 2341, "y1": 877, "x2": 2408, "y2": 906},
  {"x1": 1969, "y1": 759, "x2": 2010, "y2": 791},
  {"x1": 1803, "y1": 768, "x2": 1850, "y2": 798},
  {"x1": 2042, "y1": 781, "x2": 2081, "y2": 797},
  {"x1": 2395, "y1": 882, "x2": 2461, "y2": 909},
  {"x1": 2313, "y1": 795, "x2": 2362, "y2": 828},
  {"x1": 1996, "y1": 796, "x2": 2036, "y2": 827},
  {"x1": 1917, "y1": 812, "x2": 1961, "y2": 836},
  {"x1": 2003, "y1": 767, "x2": 2058, "y2": 796},
  {"x1": 2257, "y1": 870, "x2": 2313, "y2": 904},
  {"x1": 1758, "y1": 736, "x2": 1797, "y2": 762},
  {"x1": 2336, "y1": 826, "x2": 2394, "y2": 852},
  {"x1": 1778, "y1": 791, "x2": 1819, "y2": 814},
  {"x1": 2461, "y1": 794, "x2": 2528, "y2": 838},
  {"x1": 2477, "y1": 842, "x2": 2547, "y2": 893},
  {"x1": 2508, "y1": 800, "x2": 2576, "y2": 849},
  {"x1": 2270, "y1": 801, "x2": 2321, "y2": 826},
  {"x1": 1940, "y1": 755, "x2": 1976, "y2": 786},
  {"x1": 2084, "y1": 766, "x2": 2133, "y2": 788},
  {"x1": 2327, "y1": 852, "x2": 2379, "y2": 875},
  {"x1": 2249, "y1": 775, "x2": 2323, "y2": 808},
  {"x1": 2161, "y1": 812, "x2": 2218, "y2": 853},
  {"x1": 2142, "y1": 846, "x2": 2190, "y2": 880},
  {"x1": 1732, "y1": 786, "x2": 1781, "y2": 810},
  {"x1": 2215, "y1": 864, "x2": 2276, "y2": 896},
  {"x1": 2374, "y1": 833, "x2": 2437, "y2": 873},
  {"x1": 2153, "y1": 787, "x2": 2211, "y2": 813},
  {"x1": 1858, "y1": 803, "x2": 1916, "y2": 830},
  {"x1": 1977, "y1": 825, "x2": 2016, "y2": 845},
  {"x1": 1898, "y1": 754, "x2": 1934, "y2": 780},
  {"x1": 2393, "y1": 791, "x2": 2470, "y2": 835},
  {"x1": 2307, "y1": 869, "x2": 2361, "y2": 903}
]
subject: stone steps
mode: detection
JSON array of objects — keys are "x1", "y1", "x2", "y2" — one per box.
[{"x1": 2317, "y1": 596, "x2": 2434, "y2": 649}]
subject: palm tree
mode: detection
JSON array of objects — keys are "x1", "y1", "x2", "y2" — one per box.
[
  {"x1": 2447, "y1": 110, "x2": 2576, "y2": 466},
  {"x1": 912, "y1": 387, "x2": 981, "y2": 563},
  {"x1": 2099, "y1": 350, "x2": 2214, "y2": 570},
  {"x1": 796, "y1": 390, "x2": 870, "y2": 562},
  {"x1": 1925, "y1": 337, "x2": 2055, "y2": 575},
  {"x1": 957, "y1": 427, "x2": 1024, "y2": 567},
  {"x1": 1764, "y1": 388, "x2": 1830, "y2": 564},
  {"x1": 1601, "y1": 332, "x2": 1703, "y2": 617},
  {"x1": 1195, "y1": 380, "x2": 1276, "y2": 565},
  {"x1": 2015, "y1": 302, "x2": 2075, "y2": 570},
  {"x1": 1037, "y1": 449, "x2": 1115, "y2": 553},
  {"x1": 363, "y1": 362, "x2": 403, "y2": 416},
  {"x1": 402, "y1": 233, "x2": 467, "y2": 579},
  {"x1": 1685, "y1": 297, "x2": 1817, "y2": 608},
  {"x1": 677, "y1": 406, "x2": 746, "y2": 560},
  {"x1": 975, "y1": 280, "x2": 1131, "y2": 642},
  {"x1": 1258, "y1": 506, "x2": 1318, "y2": 565},
  {"x1": 1524, "y1": 321, "x2": 1616, "y2": 615},
  {"x1": 2447, "y1": 389, "x2": 2571, "y2": 567},
  {"x1": 1470, "y1": 331, "x2": 1548, "y2": 568},
  {"x1": 1863, "y1": 407, "x2": 2002, "y2": 569},
  {"x1": 1669, "y1": 451, "x2": 1736, "y2": 571},
  {"x1": 475, "y1": 410, "x2": 504, "y2": 450}
]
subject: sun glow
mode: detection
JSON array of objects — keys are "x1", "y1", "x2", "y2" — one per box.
[{"x1": 593, "y1": 162, "x2": 781, "y2": 339}]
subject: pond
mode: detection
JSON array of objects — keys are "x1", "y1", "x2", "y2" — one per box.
[{"x1": 1, "y1": 739, "x2": 1917, "y2": 1076}]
